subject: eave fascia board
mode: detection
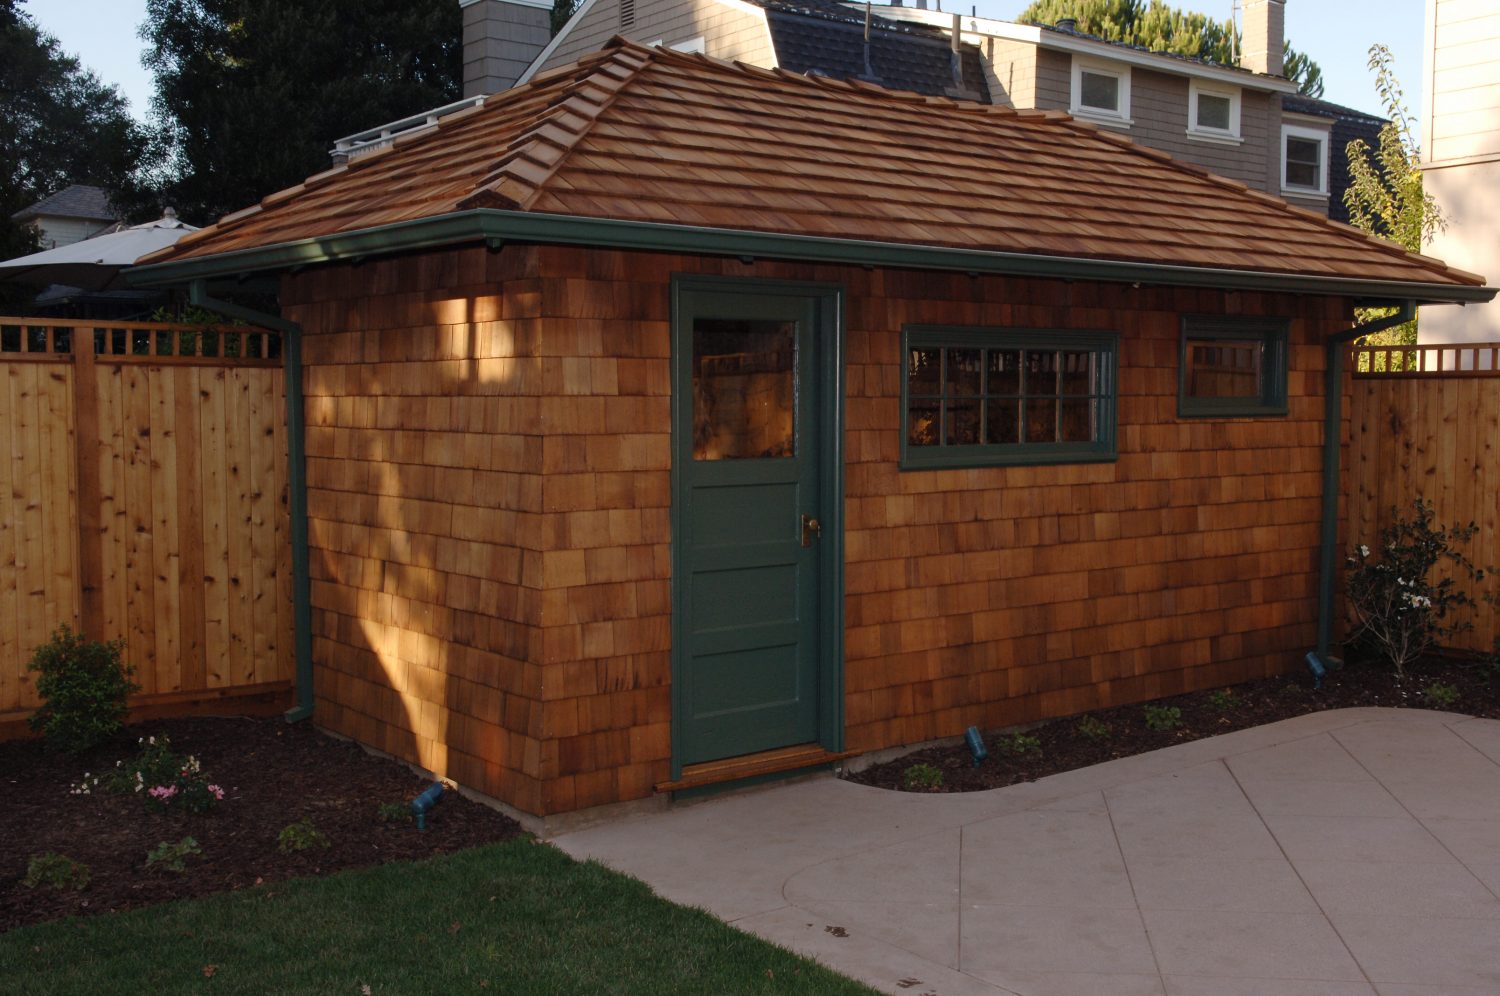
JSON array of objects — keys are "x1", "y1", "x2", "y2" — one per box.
[{"x1": 125, "y1": 209, "x2": 1498, "y2": 305}]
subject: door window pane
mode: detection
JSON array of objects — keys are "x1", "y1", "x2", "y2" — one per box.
[{"x1": 692, "y1": 318, "x2": 795, "y2": 460}]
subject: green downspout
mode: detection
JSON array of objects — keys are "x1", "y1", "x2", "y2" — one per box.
[
  {"x1": 189, "y1": 280, "x2": 315, "y2": 723},
  {"x1": 1313, "y1": 300, "x2": 1416, "y2": 667}
]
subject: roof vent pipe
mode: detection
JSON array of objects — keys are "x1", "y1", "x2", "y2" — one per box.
[{"x1": 1055, "y1": 17, "x2": 1077, "y2": 31}]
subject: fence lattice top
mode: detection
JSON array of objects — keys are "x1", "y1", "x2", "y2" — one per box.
[
  {"x1": 1350, "y1": 342, "x2": 1500, "y2": 378},
  {"x1": 0, "y1": 318, "x2": 281, "y2": 366}
]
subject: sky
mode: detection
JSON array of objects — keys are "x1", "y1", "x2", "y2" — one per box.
[{"x1": 28, "y1": 0, "x2": 1425, "y2": 122}]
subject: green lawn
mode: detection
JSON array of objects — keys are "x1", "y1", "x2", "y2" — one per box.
[{"x1": 0, "y1": 839, "x2": 876, "y2": 995}]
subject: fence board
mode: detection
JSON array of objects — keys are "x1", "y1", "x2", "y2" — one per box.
[
  {"x1": 0, "y1": 319, "x2": 291, "y2": 731},
  {"x1": 1347, "y1": 343, "x2": 1500, "y2": 653}
]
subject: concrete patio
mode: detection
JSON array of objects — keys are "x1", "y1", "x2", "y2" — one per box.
[{"x1": 553, "y1": 708, "x2": 1500, "y2": 995}]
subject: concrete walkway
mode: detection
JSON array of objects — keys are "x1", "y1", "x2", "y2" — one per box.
[{"x1": 553, "y1": 709, "x2": 1500, "y2": 995}]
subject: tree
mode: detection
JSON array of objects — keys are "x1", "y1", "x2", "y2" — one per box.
[
  {"x1": 1344, "y1": 45, "x2": 1443, "y2": 345},
  {"x1": 0, "y1": 0, "x2": 152, "y2": 308},
  {"x1": 551, "y1": 0, "x2": 579, "y2": 36},
  {"x1": 141, "y1": 0, "x2": 462, "y2": 226},
  {"x1": 1018, "y1": 0, "x2": 1324, "y2": 97}
]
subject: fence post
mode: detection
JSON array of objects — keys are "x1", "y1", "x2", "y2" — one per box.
[{"x1": 72, "y1": 326, "x2": 105, "y2": 640}]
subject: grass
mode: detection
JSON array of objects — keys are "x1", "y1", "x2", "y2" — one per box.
[{"x1": 0, "y1": 839, "x2": 876, "y2": 996}]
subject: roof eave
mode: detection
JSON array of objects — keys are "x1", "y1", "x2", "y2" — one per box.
[{"x1": 125, "y1": 209, "x2": 1497, "y2": 306}]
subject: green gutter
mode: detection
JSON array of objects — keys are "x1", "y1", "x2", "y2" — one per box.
[
  {"x1": 188, "y1": 281, "x2": 315, "y2": 724},
  {"x1": 1312, "y1": 300, "x2": 1416, "y2": 668},
  {"x1": 128, "y1": 210, "x2": 1498, "y2": 306}
]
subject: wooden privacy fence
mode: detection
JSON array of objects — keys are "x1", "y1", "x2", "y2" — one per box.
[
  {"x1": 1346, "y1": 341, "x2": 1500, "y2": 653},
  {"x1": 0, "y1": 319, "x2": 292, "y2": 730}
]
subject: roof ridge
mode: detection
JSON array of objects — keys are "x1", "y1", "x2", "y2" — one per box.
[{"x1": 457, "y1": 42, "x2": 655, "y2": 211}]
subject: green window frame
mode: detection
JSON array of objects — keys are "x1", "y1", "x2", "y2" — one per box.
[
  {"x1": 900, "y1": 326, "x2": 1119, "y2": 470},
  {"x1": 1178, "y1": 316, "x2": 1289, "y2": 418}
]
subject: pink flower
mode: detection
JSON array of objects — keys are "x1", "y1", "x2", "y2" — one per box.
[
  {"x1": 148, "y1": 784, "x2": 179, "y2": 801},
  {"x1": 207, "y1": 784, "x2": 225, "y2": 800}
]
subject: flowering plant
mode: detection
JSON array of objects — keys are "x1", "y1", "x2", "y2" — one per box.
[
  {"x1": 1346, "y1": 499, "x2": 1485, "y2": 680},
  {"x1": 104, "y1": 735, "x2": 225, "y2": 813}
]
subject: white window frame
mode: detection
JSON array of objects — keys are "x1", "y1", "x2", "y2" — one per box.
[
  {"x1": 1186, "y1": 80, "x2": 1241, "y2": 145},
  {"x1": 1281, "y1": 122, "x2": 1330, "y2": 196},
  {"x1": 1070, "y1": 57, "x2": 1132, "y2": 127}
]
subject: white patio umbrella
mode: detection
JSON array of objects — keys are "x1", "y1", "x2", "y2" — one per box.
[{"x1": 0, "y1": 208, "x2": 198, "y2": 291}]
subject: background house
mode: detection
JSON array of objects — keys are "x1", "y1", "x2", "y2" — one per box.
[
  {"x1": 1418, "y1": 0, "x2": 1500, "y2": 344},
  {"x1": 11, "y1": 184, "x2": 119, "y2": 251}
]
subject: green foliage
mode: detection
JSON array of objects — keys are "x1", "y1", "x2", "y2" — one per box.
[
  {"x1": 378, "y1": 801, "x2": 413, "y2": 824},
  {"x1": 550, "y1": 0, "x2": 579, "y2": 36},
  {"x1": 1346, "y1": 499, "x2": 1484, "y2": 680},
  {"x1": 901, "y1": 762, "x2": 944, "y2": 791},
  {"x1": 1208, "y1": 689, "x2": 1235, "y2": 711},
  {"x1": 1345, "y1": 45, "x2": 1445, "y2": 346},
  {"x1": 141, "y1": 0, "x2": 462, "y2": 225},
  {"x1": 1016, "y1": 0, "x2": 1322, "y2": 94},
  {"x1": 1422, "y1": 682, "x2": 1460, "y2": 709},
  {"x1": 23, "y1": 852, "x2": 90, "y2": 891},
  {"x1": 278, "y1": 819, "x2": 331, "y2": 853},
  {"x1": 1143, "y1": 704, "x2": 1183, "y2": 732},
  {"x1": 26, "y1": 627, "x2": 138, "y2": 754},
  {"x1": 1076, "y1": 715, "x2": 1111, "y2": 740},
  {"x1": 145, "y1": 836, "x2": 201, "y2": 874},
  {"x1": 999, "y1": 733, "x2": 1042, "y2": 756}
]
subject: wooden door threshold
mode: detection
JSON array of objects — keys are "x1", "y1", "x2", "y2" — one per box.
[{"x1": 657, "y1": 743, "x2": 859, "y2": 793}]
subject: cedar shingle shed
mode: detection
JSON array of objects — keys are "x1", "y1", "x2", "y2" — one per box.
[{"x1": 135, "y1": 39, "x2": 1491, "y2": 821}]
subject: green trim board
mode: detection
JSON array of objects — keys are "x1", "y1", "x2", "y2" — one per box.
[
  {"x1": 1177, "y1": 316, "x2": 1289, "y2": 418},
  {"x1": 668, "y1": 276, "x2": 845, "y2": 780},
  {"x1": 899, "y1": 326, "x2": 1119, "y2": 470},
  {"x1": 126, "y1": 209, "x2": 1498, "y2": 306}
]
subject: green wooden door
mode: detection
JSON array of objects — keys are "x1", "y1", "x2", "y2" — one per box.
[{"x1": 671, "y1": 279, "x2": 840, "y2": 769}]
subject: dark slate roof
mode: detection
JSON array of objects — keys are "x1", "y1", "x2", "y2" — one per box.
[
  {"x1": 10, "y1": 184, "x2": 118, "y2": 223},
  {"x1": 753, "y1": 0, "x2": 990, "y2": 102},
  {"x1": 1284, "y1": 95, "x2": 1387, "y2": 226}
]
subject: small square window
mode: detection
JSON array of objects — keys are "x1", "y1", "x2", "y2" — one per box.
[
  {"x1": 1282, "y1": 123, "x2": 1329, "y2": 194},
  {"x1": 902, "y1": 327, "x2": 1118, "y2": 469},
  {"x1": 1079, "y1": 70, "x2": 1120, "y2": 113},
  {"x1": 1196, "y1": 93, "x2": 1231, "y2": 131},
  {"x1": 1178, "y1": 317, "x2": 1288, "y2": 418}
]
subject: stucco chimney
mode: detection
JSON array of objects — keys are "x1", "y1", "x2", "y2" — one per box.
[
  {"x1": 1240, "y1": 0, "x2": 1285, "y2": 77},
  {"x1": 461, "y1": 0, "x2": 553, "y2": 97}
]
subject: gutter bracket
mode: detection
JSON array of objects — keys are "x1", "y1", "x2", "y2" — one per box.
[
  {"x1": 188, "y1": 279, "x2": 315, "y2": 724},
  {"x1": 1311, "y1": 300, "x2": 1416, "y2": 677}
]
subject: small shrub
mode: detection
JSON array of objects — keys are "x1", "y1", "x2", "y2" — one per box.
[
  {"x1": 1423, "y1": 682, "x2": 1461, "y2": 709},
  {"x1": 145, "y1": 836, "x2": 201, "y2": 874},
  {"x1": 26, "y1": 627, "x2": 138, "y2": 754},
  {"x1": 23, "y1": 853, "x2": 90, "y2": 891},
  {"x1": 1075, "y1": 716, "x2": 1111, "y2": 741},
  {"x1": 278, "y1": 819, "x2": 330, "y2": 853},
  {"x1": 1208, "y1": 689, "x2": 1234, "y2": 711},
  {"x1": 999, "y1": 733, "x2": 1041, "y2": 756},
  {"x1": 1346, "y1": 500, "x2": 1486, "y2": 680},
  {"x1": 106, "y1": 735, "x2": 224, "y2": 813},
  {"x1": 378, "y1": 802, "x2": 413, "y2": 824},
  {"x1": 901, "y1": 763, "x2": 944, "y2": 792},
  {"x1": 1143, "y1": 704, "x2": 1183, "y2": 732}
]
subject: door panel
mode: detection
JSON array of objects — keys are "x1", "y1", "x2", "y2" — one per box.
[{"x1": 673, "y1": 283, "x2": 832, "y2": 766}]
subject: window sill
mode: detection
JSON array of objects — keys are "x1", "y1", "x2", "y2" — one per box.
[
  {"x1": 1070, "y1": 109, "x2": 1133, "y2": 130},
  {"x1": 899, "y1": 448, "x2": 1118, "y2": 471},
  {"x1": 1177, "y1": 403, "x2": 1289, "y2": 419},
  {"x1": 1185, "y1": 129, "x2": 1243, "y2": 146},
  {"x1": 1281, "y1": 185, "x2": 1327, "y2": 198}
]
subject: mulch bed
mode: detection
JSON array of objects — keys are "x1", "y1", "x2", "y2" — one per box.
[
  {"x1": 846, "y1": 653, "x2": 1500, "y2": 794},
  {"x1": 1, "y1": 716, "x2": 522, "y2": 933}
]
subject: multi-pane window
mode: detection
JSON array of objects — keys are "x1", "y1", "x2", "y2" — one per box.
[
  {"x1": 1178, "y1": 317, "x2": 1289, "y2": 417},
  {"x1": 902, "y1": 328, "x2": 1118, "y2": 468}
]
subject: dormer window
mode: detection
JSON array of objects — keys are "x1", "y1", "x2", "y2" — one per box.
[
  {"x1": 1070, "y1": 58, "x2": 1131, "y2": 126},
  {"x1": 1282, "y1": 123, "x2": 1329, "y2": 195},
  {"x1": 1187, "y1": 80, "x2": 1241, "y2": 143}
]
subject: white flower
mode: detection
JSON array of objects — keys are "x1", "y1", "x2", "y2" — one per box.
[{"x1": 1359, "y1": 544, "x2": 1370, "y2": 557}]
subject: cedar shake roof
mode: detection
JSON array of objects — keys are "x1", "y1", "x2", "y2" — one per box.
[{"x1": 145, "y1": 39, "x2": 1483, "y2": 290}]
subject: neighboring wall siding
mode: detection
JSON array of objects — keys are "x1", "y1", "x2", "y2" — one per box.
[
  {"x1": 1420, "y1": 163, "x2": 1500, "y2": 342},
  {"x1": 980, "y1": 38, "x2": 1040, "y2": 108},
  {"x1": 288, "y1": 244, "x2": 1349, "y2": 817},
  {"x1": 540, "y1": 0, "x2": 774, "y2": 75}
]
